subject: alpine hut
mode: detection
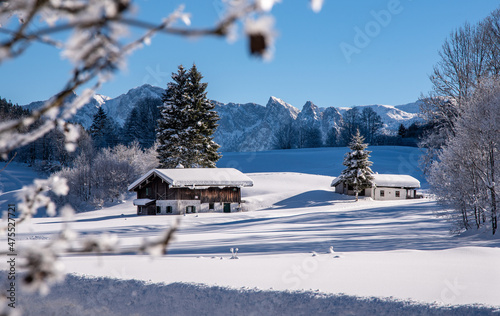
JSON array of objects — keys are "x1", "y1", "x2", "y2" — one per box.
[
  {"x1": 128, "y1": 168, "x2": 253, "y2": 215},
  {"x1": 331, "y1": 173, "x2": 420, "y2": 200}
]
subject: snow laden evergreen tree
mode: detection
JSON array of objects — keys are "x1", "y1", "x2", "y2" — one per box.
[
  {"x1": 338, "y1": 129, "x2": 374, "y2": 201},
  {"x1": 156, "y1": 65, "x2": 191, "y2": 168},
  {"x1": 187, "y1": 64, "x2": 221, "y2": 166},
  {"x1": 156, "y1": 64, "x2": 221, "y2": 168}
]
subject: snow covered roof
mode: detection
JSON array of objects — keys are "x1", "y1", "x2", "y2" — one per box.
[
  {"x1": 331, "y1": 174, "x2": 420, "y2": 188},
  {"x1": 372, "y1": 174, "x2": 420, "y2": 188},
  {"x1": 133, "y1": 199, "x2": 155, "y2": 206},
  {"x1": 128, "y1": 168, "x2": 254, "y2": 191}
]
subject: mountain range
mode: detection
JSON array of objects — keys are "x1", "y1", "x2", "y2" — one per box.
[{"x1": 24, "y1": 84, "x2": 422, "y2": 152}]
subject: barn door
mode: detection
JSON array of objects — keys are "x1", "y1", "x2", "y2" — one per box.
[
  {"x1": 223, "y1": 203, "x2": 231, "y2": 213},
  {"x1": 147, "y1": 205, "x2": 156, "y2": 215}
]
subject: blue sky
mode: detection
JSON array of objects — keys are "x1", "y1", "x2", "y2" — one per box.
[{"x1": 1, "y1": 1, "x2": 499, "y2": 109}]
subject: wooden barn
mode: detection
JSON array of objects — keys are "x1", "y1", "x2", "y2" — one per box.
[
  {"x1": 331, "y1": 173, "x2": 420, "y2": 200},
  {"x1": 128, "y1": 168, "x2": 254, "y2": 215}
]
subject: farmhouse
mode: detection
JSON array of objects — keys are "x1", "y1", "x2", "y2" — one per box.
[
  {"x1": 331, "y1": 173, "x2": 420, "y2": 200},
  {"x1": 128, "y1": 168, "x2": 254, "y2": 215}
]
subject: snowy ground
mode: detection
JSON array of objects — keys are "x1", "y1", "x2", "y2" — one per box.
[
  {"x1": 0, "y1": 162, "x2": 39, "y2": 214},
  {"x1": 1, "y1": 147, "x2": 500, "y2": 315}
]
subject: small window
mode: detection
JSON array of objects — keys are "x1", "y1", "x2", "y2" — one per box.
[
  {"x1": 209, "y1": 203, "x2": 215, "y2": 210},
  {"x1": 156, "y1": 206, "x2": 161, "y2": 214},
  {"x1": 166, "y1": 206, "x2": 173, "y2": 213},
  {"x1": 380, "y1": 190, "x2": 385, "y2": 197},
  {"x1": 395, "y1": 191, "x2": 400, "y2": 198},
  {"x1": 145, "y1": 187, "x2": 150, "y2": 196},
  {"x1": 186, "y1": 205, "x2": 196, "y2": 213}
]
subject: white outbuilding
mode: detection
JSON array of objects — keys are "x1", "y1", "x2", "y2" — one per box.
[{"x1": 331, "y1": 173, "x2": 420, "y2": 200}]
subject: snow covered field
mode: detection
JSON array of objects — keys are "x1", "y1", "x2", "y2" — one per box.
[{"x1": 1, "y1": 147, "x2": 500, "y2": 315}]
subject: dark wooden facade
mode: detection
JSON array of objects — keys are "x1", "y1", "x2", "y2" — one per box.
[{"x1": 134, "y1": 174, "x2": 242, "y2": 203}]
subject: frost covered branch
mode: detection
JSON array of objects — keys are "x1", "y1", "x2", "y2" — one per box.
[
  {"x1": 14, "y1": 175, "x2": 69, "y2": 225},
  {"x1": 0, "y1": 0, "x2": 323, "y2": 298},
  {"x1": 0, "y1": 0, "x2": 323, "y2": 158}
]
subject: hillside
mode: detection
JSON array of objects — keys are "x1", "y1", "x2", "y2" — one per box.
[{"x1": 1, "y1": 147, "x2": 499, "y2": 315}]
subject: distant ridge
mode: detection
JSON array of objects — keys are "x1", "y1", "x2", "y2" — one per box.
[{"x1": 24, "y1": 84, "x2": 422, "y2": 152}]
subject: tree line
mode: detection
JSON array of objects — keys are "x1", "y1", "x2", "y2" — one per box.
[
  {"x1": 274, "y1": 106, "x2": 429, "y2": 150},
  {"x1": 0, "y1": 96, "x2": 161, "y2": 172},
  {"x1": 88, "y1": 97, "x2": 161, "y2": 150}
]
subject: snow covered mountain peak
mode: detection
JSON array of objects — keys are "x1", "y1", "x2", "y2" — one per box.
[
  {"x1": 24, "y1": 84, "x2": 422, "y2": 152},
  {"x1": 92, "y1": 94, "x2": 111, "y2": 105},
  {"x1": 300, "y1": 101, "x2": 321, "y2": 119},
  {"x1": 267, "y1": 96, "x2": 286, "y2": 105},
  {"x1": 266, "y1": 96, "x2": 300, "y2": 119},
  {"x1": 99, "y1": 84, "x2": 164, "y2": 126}
]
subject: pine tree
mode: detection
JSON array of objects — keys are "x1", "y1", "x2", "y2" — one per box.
[
  {"x1": 89, "y1": 107, "x2": 119, "y2": 149},
  {"x1": 156, "y1": 65, "x2": 189, "y2": 168},
  {"x1": 187, "y1": 63, "x2": 221, "y2": 167},
  {"x1": 339, "y1": 129, "x2": 374, "y2": 201},
  {"x1": 123, "y1": 107, "x2": 142, "y2": 144},
  {"x1": 156, "y1": 64, "x2": 221, "y2": 168},
  {"x1": 398, "y1": 124, "x2": 407, "y2": 138},
  {"x1": 137, "y1": 98, "x2": 161, "y2": 148}
]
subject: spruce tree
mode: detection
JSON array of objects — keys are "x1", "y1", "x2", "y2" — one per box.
[
  {"x1": 89, "y1": 107, "x2": 118, "y2": 149},
  {"x1": 89, "y1": 107, "x2": 108, "y2": 148},
  {"x1": 398, "y1": 124, "x2": 407, "y2": 138},
  {"x1": 156, "y1": 65, "x2": 190, "y2": 168},
  {"x1": 339, "y1": 129, "x2": 374, "y2": 201},
  {"x1": 187, "y1": 63, "x2": 221, "y2": 167},
  {"x1": 137, "y1": 98, "x2": 161, "y2": 148},
  {"x1": 156, "y1": 64, "x2": 220, "y2": 168},
  {"x1": 123, "y1": 107, "x2": 141, "y2": 144}
]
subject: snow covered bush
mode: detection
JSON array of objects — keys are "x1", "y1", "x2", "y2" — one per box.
[{"x1": 56, "y1": 142, "x2": 158, "y2": 209}]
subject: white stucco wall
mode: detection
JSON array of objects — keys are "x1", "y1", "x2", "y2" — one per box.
[
  {"x1": 155, "y1": 200, "x2": 241, "y2": 215},
  {"x1": 156, "y1": 200, "x2": 201, "y2": 215},
  {"x1": 334, "y1": 183, "x2": 345, "y2": 194},
  {"x1": 334, "y1": 181, "x2": 418, "y2": 201},
  {"x1": 373, "y1": 187, "x2": 408, "y2": 200}
]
